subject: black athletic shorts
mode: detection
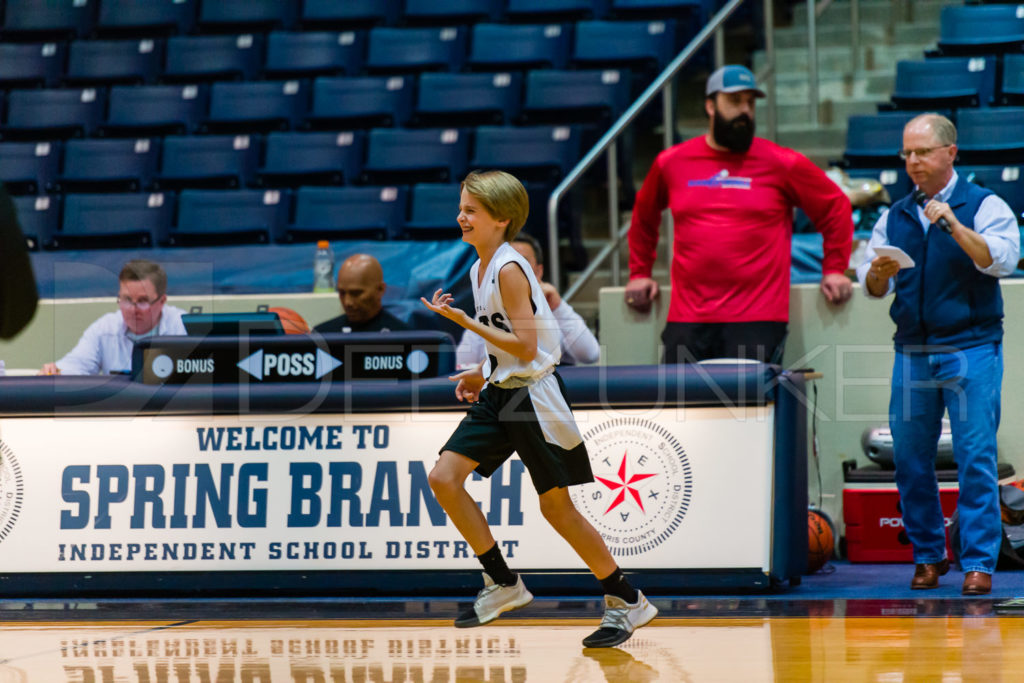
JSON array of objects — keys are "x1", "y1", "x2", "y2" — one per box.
[{"x1": 441, "y1": 372, "x2": 594, "y2": 495}]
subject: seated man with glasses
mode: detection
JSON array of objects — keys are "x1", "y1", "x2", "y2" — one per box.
[{"x1": 40, "y1": 259, "x2": 185, "y2": 375}]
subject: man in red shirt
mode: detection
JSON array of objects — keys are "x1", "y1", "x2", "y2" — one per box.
[{"x1": 625, "y1": 65, "x2": 853, "y2": 363}]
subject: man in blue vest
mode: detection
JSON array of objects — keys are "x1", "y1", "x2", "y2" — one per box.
[{"x1": 858, "y1": 113, "x2": 1020, "y2": 595}]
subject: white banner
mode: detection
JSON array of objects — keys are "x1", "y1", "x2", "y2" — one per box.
[{"x1": 0, "y1": 406, "x2": 774, "y2": 573}]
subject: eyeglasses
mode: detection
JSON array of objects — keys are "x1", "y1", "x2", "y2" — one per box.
[
  {"x1": 117, "y1": 296, "x2": 160, "y2": 311},
  {"x1": 898, "y1": 145, "x2": 951, "y2": 160}
]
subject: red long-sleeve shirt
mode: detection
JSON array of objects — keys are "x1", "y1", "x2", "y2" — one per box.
[{"x1": 628, "y1": 136, "x2": 853, "y2": 322}]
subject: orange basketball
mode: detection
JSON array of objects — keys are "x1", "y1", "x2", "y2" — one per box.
[
  {"x1": 807, "y1": 509, "x2": 834, "y2": 573},
  {"x1": 268, "y1": 307, "x2": 310, "y2": 335}
]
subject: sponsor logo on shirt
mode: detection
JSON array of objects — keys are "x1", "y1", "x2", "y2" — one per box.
[{"x1": 688, "y1": 169, "x2": 752, "y2": 189}]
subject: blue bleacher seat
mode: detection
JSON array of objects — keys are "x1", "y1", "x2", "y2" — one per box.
[
  {"x1": 288, "y1": 186, "x2": 407, "y2": 241},
  {"x1": 404, "y1": 0, "x2": 504, "y2": 24},
  {"x1": 0, "y1": 141, "x2": 61, "y2": 195},
  {"x1": 469, "y1": 23, "x2": 571, "y2": 70},
  {"x1": 259, "y1": 131, "x2": 366, "y2": 187},
  {"x1": 307, "y1": 76, "x2": 414, "y2": 129},
  {"x1": 164, "y1": 34, "x2": 264, "y2": 83},
  {"x1": 889, "y1": 58, "x2": 995, "y2": 109},
  {"x1": 156, "y1": 135, "x2": 261, "y2": 190},
  {"x1": 573, "y1": 19, "x2": 676, "y2": 71},
  {"x1": 611, "y1": 0, "x2": 707, "y2": 20},
  {"x1": 938, "y1": 5, "x2": 1024, "y2": 55},
  {"x1": 264, "y1": 31, "x2": 366, "y2": 78},
  {"x1": 1, "y1": 88, "x2": 106, "y2": 140},
  {"x1": 522, "y1": 69, "x2": 631, "y2": 124},
  {"x1": 65, "y1": 39, "x2": 164, "y2": 86},
  {"x1": 55, "y1": 192, "x2": 173, "y2": 249},
  {"x1": 197, "y1": 0, "x2": 297, "y2": 33},
  {"x1": 0, "y1": 42, "x2": 64, "y2": 88},
  {"x1": 363, "y1": 128, "x2": 469, "y2": 184},
  {"x1": 57, "y1": 138, "x2": 160, "y2": 193},
  {"x1": 204, "y1": 80, "x2": 308, "y2": 134},
  {"x1": 414, "y1": 72, "x2": 522, "y2": 126},
  {"x1": 962, "y1": 165, "x2": 1024, "y2": 224},
  {"x1": 843, "y1": 112, "x2": 919, "y2": 166},
  {"x1": 1, "y1": 0, "x2": 95, "y2": 39},
  {"x1": 958, "y1": 108, "x2": 1024, "y2": 163},
  {"x1": 96, "y1": 0, "x2": 197, "y2": 36},
  {"x1": 506, "y1": 0, "x2": 610, "y2": 21},
  {"x1": 172, "y1": 189, "x2": 289, "y2": 246},
  {"x1": 1001, "y1": 54, "x2": 1024, "y2": 106},
  {"x1": 367, "y1": 27, "x2": 467, "y2": 73},
  {"x1": 102, "y1": 84, "x2": 209, "y2": 137},
  {"x1": 403, "y1": 183, "x2": 461, "y2": 239},
  {"x1": 11, "y1": 194, "x2": 59, "y2": 250},
  {"x1": 301, "y1": 0, "x2": 402, "y2": 29},
  {"x1": 471, "y1": 125, "x2": 581, "y2": 181}
]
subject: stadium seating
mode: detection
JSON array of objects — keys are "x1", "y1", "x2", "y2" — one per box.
[
  {"x1": 889, "y1": 57, "x2": 995, "y2": 110},
  {"x1": 573, "y1": 19, "x2": 677, "y2": 71},
  {"x1": 522, "y1": 69, "x2": 632, "y2": 125},
  {"x1": 414, "y1": 72, "x2": 523, "y2": 127},
  {"x1": 1001, "y1": 54, "x2": 1024, "y2": 106},
  {"x1": 204, "y1": 80, "x2": 309, "y2": 133},
  {"x1": 172, "y1": 189, "x2": 290, "y2": 246},
  {"x1": 288, "y1": 186, "x2": 408, "y2": 242},
  {"x1": 469, "y1": 24, "x2": 572, "y2": 70},
  {"x1": 300, "y1": 0, "x2": 402, "y2": 29},
  {"x1": 164, "y1": 34, "x2": 265, "y2": 83},
  {"x1": 95, "y1": 0, "x2": 198, "y2": 37},
  {"x1": 937, "y1": 5, "x2": 1024, "y2": 56},
  {"x1": 843, "y1": 112, "x2": 919, "y2": 166},
  {"x1": 611, "y1": 0, "x2": 707, "y2": 21},
  {"x1": 962, "y1": 165, "x2": 1024, "y2": 224},
  {"x1": 264, "y1": 31, "x2": 366, "y2": 78},
  {"x1": 11, "y1": 194, "x2": 59, "y2": 250},
  {"x1": 102, "y1": 84, "x2": 210, "y2": 137},
  {"x1": 1, "y1": 88, "x2": 106, "y2": 140},
  {"x1": 307, "y1": 76, "x2": 414, "y2": 129},
  {"x1": 0, "y1": 141, "x2": 61, "y2": 195},
  {"x1": 57, "y1": 138, "x2": 161, "y2": 193},
  {"x1": 0, "y1": 42, "x2": 64, "y2": 88},
  {"x1": 404, "y1": 0, "x2": 504, "y2": 25},
  {"x1": 957, "y1": 107, "x2": 1024, "y2": 163},
  {"x1": 363, "y1": 128, "x2": 470, "y2": 184},
  {"x1": 55, "y1": 192, "x2": 173, "y2": 249},
  {"x1": 403, "y1": 183, "x2": 462, "y2": 239},
  {"x1": 64, "y1": 39, "x2": 164, "y2": 86},
  {"x1": 472, "y1": 125, "x2": 582, "y2": 182},
  {"x1": 155, "y1": 135, "x2": 261, "y2": 190},
  {"x1": 1, "y1": 0, "x2": 95, "y2": 39},
  {"x1": 197, "y1": 0, "x2": 298, "y2": 33},
  {"x1": 505, "y1": 0, "x2": 610, "y2": 21},
  {"x1": 366, "y1": 27, "x2": 467, "y2": 73},
  {"x1": 259, "y1": 131, "x2": 366, "y2": 187}
]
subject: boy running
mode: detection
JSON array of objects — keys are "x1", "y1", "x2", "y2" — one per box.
[{"x1": 421, "y1": 170, "x2": 657, "y2": 648}]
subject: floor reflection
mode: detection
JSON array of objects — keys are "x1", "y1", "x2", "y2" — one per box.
[{"x1": 0, "y1": 615, "x2": 1020, "y2": 682}]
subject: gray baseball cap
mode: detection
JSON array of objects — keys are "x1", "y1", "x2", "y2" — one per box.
[{"x1": 705, "y1": 65, "x2": 766, "y2": 98}]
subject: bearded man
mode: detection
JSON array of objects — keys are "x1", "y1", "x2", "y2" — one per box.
[{"x1": 625, "y1": 65, "x2": 854, "y2": 363}]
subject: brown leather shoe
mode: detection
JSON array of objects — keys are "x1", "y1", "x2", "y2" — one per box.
[
  {"x1": 910, "y1": 559, "x2": 950, "y2": 589},
  {"x1": 962, "y1": 571, "x2": 992, "y2": 595}
]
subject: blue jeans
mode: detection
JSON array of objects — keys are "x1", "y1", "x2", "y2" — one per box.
[{"x1": 889, "y1": 342, "x2": 1003, "y2": 574}]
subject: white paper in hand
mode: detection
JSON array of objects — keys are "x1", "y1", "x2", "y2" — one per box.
[{"x1": 874, "y1": 245, "x2": 915, "y2": 268}]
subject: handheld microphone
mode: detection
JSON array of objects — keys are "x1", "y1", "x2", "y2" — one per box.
[{"x1": 913, "y1": 189, "x2": 953, "y2": 235}]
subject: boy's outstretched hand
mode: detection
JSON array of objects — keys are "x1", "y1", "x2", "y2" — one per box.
[
  {"x1": 450, "y1": 366, "x2": 486, "y2": 403},
  {"x1": 421, "y1": 288, "x2": 467, "y2": 324}
]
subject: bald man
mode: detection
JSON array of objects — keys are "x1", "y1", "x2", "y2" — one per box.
[{"x1": 314, "y1": 253, "x2": 409, "y2": 333}]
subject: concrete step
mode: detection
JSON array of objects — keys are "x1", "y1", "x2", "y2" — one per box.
[
  {"x1": 775, "y1": 98, "x2": 881, "y2": 128},
  {"x1": 773, "y1": 70, "x2": 896, "y2": 100},
  {"x1": 788, "y1": 0, "x2": 955, "y2": 29},
  {"x1": 754, "y1": 43, "x2": 926, "y2": 75}
]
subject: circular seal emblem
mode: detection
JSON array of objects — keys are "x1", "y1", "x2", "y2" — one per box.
[
  {"x1": 0, "y1": 440, "x2": 24, "y2": 544},
  {"x1": 570, "y1": 417, "x2": 692, "y2": 557}
]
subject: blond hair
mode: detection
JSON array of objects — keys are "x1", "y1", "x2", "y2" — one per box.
[{"x1": 461, "y1": 170, "x2": 529, "y2": 241}]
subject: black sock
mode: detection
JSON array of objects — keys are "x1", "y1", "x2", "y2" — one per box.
[
  {"x1": 477, "y1": 543, "x2": 516, "y2": 586},
  {"x1": 599, "y1": 567, "x2": 638, "y2": 603}
]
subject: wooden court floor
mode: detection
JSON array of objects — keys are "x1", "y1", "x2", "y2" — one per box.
[{"x1": 1, "y1": 611, "x2": 1023, "y2": 682}]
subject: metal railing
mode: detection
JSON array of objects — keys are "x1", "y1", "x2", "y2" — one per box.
[
  {"x1": 550, "y1": 0, "x2": 772, "y2": 296},
  {"x1": 551, "y1": 0, "x2": 872, "y2": 301}
]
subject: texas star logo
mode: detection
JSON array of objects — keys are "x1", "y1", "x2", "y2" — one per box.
[
  {"x1": 571, "y1": 418, "x2": 692, "y2": 557},
  {"x1": 0, "y1": 441, "x2": 24, "y2": 544}
]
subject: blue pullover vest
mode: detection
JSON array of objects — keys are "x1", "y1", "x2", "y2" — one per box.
[{"x1": 886, "y1": 179, "x2": 1002, "y2": 349}]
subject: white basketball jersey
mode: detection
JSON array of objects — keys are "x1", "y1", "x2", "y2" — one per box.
[{"x1": 470, "y1": 242, "x2": 563, "y2": 385}]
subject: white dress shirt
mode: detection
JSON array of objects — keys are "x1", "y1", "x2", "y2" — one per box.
[
  {"x1": 56, "y1": 305, "x2": 187, "y2": 375},
  {"x1": 857, "y1": 171, "x2": 1021, "y2": 297}
]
